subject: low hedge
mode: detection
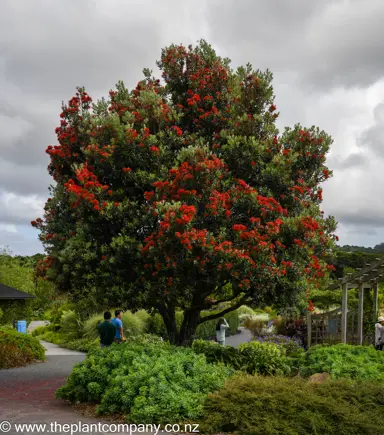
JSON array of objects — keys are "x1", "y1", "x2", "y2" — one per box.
[
  {"x1": 299, "y1": 343, "x2": 384, "y2": 381},
  {"x1": 56, "y1": 336, "x2": 232, "y2": 424},
  {"x1": 200, "y1": 374, "x2": 384, "y2": 435},
  {"x1": 192, "y1": 339, "x2": 291, "y2": 376},
  {"x1": 0, "y1": 327, "x2": 45, "y2": 368}
]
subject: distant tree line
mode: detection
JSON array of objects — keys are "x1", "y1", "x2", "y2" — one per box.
[{"x1": 337, "y1": 243, "x2": 384, "y2": 254}]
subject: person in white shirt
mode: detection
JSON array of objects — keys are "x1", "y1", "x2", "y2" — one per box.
[
  {"x1": 216, "y1": 317, "x2": 229, "y2": 346},
  {"x1": 375, "y1": 316, "x2": 384, "y2": 350}
]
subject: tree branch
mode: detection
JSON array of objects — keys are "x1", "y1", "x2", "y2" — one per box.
[
  {"x1": 198, "y1": 295, "x2": 249, "y2": 324},
  {"x1": 212, "y1": 292, "x2": 249, "y2": 307}
]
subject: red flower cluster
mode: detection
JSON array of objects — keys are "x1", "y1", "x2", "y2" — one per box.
[{"x1": 64, "y1": 164, "x2": 110, "y2": 211}]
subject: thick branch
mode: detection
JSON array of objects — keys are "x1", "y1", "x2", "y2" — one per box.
[
  {"x1": 198, "y1": 295, "x2": 249, "y2": 324},
  {"x1": 212, "y1": 292, "x2": 249, "y2": 307}
]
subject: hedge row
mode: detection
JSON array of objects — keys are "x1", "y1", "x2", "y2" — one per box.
[{"x1": 200, "y1": 374, "x2": 384, "y2": 435}]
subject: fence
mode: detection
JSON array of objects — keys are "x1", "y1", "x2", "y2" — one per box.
[{"x1": 307, "y1": 307, "x2": 375, "y2": 346}]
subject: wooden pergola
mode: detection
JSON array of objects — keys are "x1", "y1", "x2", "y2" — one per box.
[{"x1": 309, "y1": 257, "x2": 384, "y2": 346}]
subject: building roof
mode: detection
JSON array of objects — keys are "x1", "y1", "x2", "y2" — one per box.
[{"x1": 0, "y1": 283, "x2": 36, "y2": 300}]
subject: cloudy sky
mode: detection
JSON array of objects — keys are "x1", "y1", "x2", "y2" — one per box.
[{"x1": 1, "y1": 0, "x2": 384, "y2": 255}]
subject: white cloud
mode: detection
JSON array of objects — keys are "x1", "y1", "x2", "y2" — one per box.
[
  {"x1": 0, "y1": 191, "x2": 45, "y2": 226},
  {"x1": 0, "y1": 223, "x2": 17, "y2": 233}
]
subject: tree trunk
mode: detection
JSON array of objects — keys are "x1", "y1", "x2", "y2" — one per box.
[
  {"x1": 177, "y1": 309, "x2": 201, "y2": 346},
  {"x1": 157, "y1": 305, "x2": 177, "y2": 345}
]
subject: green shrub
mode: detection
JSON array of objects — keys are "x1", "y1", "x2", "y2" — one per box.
[
  {"x1": 237, "y1": 305, "x2": 257, "y2": 324},
  {"x1": 0, "y1": 327, "x2": 45, "y2": 368},
  {"x1": 131, "y1": 310, "x2": 151, "y2": 331},
  {"x1": 121, "y1": 311, "x2": 148, "y2": 336},
  {"x1": 299, "y1": 344, "x2": 384, "y2": 381},
  {"x1": 252, "y1": 334, "x2": 304, "y2": 357},
  {"x1": 193, "y1": 339, "x2": 246, "y2": 371},
  {"x1": 237, "y1": 305, "x2": 255, "y2": 316},
  {"x1": 63, "y1": 338, "x2": 99, "y2": 353},
  {"x1": 193, "y1": 339, "x2": 291, "y2": 376},
  {"x1": 83, "y1": 311, "x2": 150, "y2": 340},
  {"x1": 60, "y1": 310, "x2": 83, "y2": 340},
  {"x1": 200, "y1": 374, "x2": 384, "y2": 435},
  {"x1": 31, "y1": 325, "x2": 50, "y2": 337},
  {"x1": 243, "y1": 317, "x2": 267, "y2": 335},
  {"x1": 83, "y1": 313, "x2": 103, "y2": 339},
  {"x1": 56, "y1": 337, "x2": 232, "y2": 424},
  {"x1": 45, "y1": 300, "x2": 77, "y2": 326},
  {"x1": 40, "y1": 331, "x2": 65, "y2": 345},
  {"x1": 238, "y1": 341, "x2": 290, "y2": 376}
]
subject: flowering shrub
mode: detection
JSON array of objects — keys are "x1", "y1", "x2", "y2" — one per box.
[
  {"x1": 252, "y1": 334, "x2": 304, "y2": 357},
  {"x1": 56, "y1": 338, "x2": 232, "y2": 423},
  {"x1": 33, "y1": 41, "x2": 337, "y2": 346}
]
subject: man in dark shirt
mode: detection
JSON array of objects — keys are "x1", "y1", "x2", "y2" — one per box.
[{"x1": 97, "y1": 311, "x2": 116, "y2": 348}]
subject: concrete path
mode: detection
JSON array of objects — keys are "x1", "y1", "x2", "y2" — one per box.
[
  {"x1": 226, "y1": 327, "x2": 252, "y2": 348},
  {"x1": 0, "y1": 342, "x2": 157, "y2": 435},
  {"x1": 40, "y1": 340, "x2": 85, "y2": 356},
  {"x1": 27, "y1": 320, "x2": 50, "y2": 333},
  {"x1": 0, "y1": 332, "x2": 252, "y2": 435}
]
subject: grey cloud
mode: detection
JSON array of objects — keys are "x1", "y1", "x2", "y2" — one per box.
[
  {"x1": 206, "y1": 0, "x2": 322, "y2": 74},
  {"x1": 335, "y1": 210, "x2": 384, "y2": 228},
  {"x1": 0, "y1": 190, "x2": 45, "y2": 226},
  {"x1": 206, "y1": 0, "x2": 384, "y2": 90},
  {"x1": 0, "y1": 159, "x2": 51, "y2": 196},
  {"x1": 1, "y1": 0, "x2": 165, "y2": 98},
  {"x1": 346, "y1": 227, "x2": 377, "y2": 236},
  {"x1": 303, "y1": 0, "x2": 384, "y2": 89},
  {"x1": 358, "y1": 103, "x2": 384, "y2": 157},
  {"x1": 328, "y1": 153, "x2": 367, "y2": 170}
]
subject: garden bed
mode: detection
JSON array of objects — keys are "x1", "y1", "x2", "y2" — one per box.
[{"x1": 0, "y1": 326, "x2": 45, "y2": 369}]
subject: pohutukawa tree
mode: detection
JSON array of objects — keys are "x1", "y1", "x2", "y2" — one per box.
[{"x1": 32, "y1": 41, "x2": 337, "y2": 345}]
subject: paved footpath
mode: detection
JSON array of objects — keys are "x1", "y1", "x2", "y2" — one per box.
[
  {"x1": 0, "y1": 332, "x2": 251, "y2": 435},
  {"x1": 0, "y1": 341, "x2": 156, "y2": 435},
  {"x1": 225, "y1": 327, "x2": 252, "y2": 348}
]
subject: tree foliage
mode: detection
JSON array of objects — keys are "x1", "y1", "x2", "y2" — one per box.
[
  {"x1": 32, "y1": 41, "x2": 337, "y2": 344},
  {"x1": 0, "y1": 249, "x2": 55, "y2": 323}
]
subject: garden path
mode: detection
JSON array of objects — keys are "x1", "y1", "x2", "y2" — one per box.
[
  {"x1": 225, "y1": 326, "x2": 252, "y2": 348},
  {"x1": 0, "y1": 330, "x2": 251, "y2": 435},
  {"x1": 0, "y1": 343, "x2": 155, "y2": 435}
]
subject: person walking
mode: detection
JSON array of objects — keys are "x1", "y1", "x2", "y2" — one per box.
[
  {"x1": 216, "y1": 317, "x2": 229, "y2": 346},
  {"x1": 97, "y1": 311, "x2": 116, "y2": 348},
  {"x1": 112, "y1": 309, "x2": 125, "y2": 343},
  {"x1": 375, "y1": 316, "x2": 384, "y2": 350}
]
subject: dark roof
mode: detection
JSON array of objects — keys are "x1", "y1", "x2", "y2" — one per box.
[{"x1": 0, "y1": 283, "x2": 35, "y2": 300}]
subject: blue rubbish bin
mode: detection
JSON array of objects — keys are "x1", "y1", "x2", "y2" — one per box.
[{"x1": 17, "y1": 320, "x2": 27, "y2": 334}]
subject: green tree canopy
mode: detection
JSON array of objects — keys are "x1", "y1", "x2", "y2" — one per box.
[{"x1": 33, "y1": 41, "x2": 337, "y2": 344}]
